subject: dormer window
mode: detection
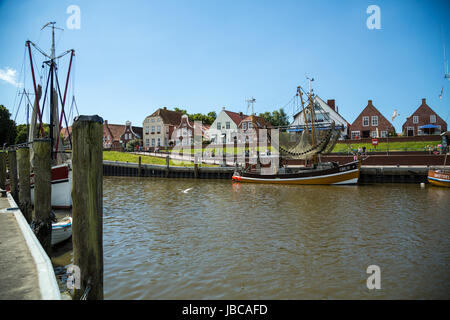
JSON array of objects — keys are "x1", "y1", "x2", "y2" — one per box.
[
  {"x1": 248, "y1": 122, "x2": 253, "y2": 129},
  {"x1": 242, "y1": 122, "x2": 247, "y2": 130},
  {"x1": 413, "y1": 116, "x2": 419, "y2": 124},
  {"x1": 430, "y1": 115, "x2": 436, "y2": 123}
]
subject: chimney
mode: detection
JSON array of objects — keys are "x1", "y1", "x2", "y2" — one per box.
[
  {"x1": 368, "y1": 100, "x2": 373, "y2": 106},
  {"x1": 163, "y1": 107, "x2": 167, "y2": 110},
  {"x1": 222, "y1": 106, "x2": 226, "y2": 111},
  {"x1": 327, "y1": 99, "x2": 335, "y2": 111},
  {"x1": 239, "y1": 112, "x2": 243, "y2": 117},
  {"x1": 422, "y1": 98, "x2": 426, "y2": 105}
]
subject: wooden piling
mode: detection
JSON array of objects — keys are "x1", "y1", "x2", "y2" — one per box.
[
  {"x1": 17, "y1": 147, "x2": 32, "y2": 223},
  {"x1": 0, "y1": 151, "x2": 6, "y2": 190},
  {"x1": 72, "y1": 115, "x2": 104, "y2": 300},
  {"x1": 138, "y1": 156, "x2": 142, "y2": 177},
  {"x1": 165, "y1": 155, "x2": 170, "y2": 177},
  {"x1": 8, "y1": 148, "x2": 18, "y2": 201},
  {"x1": 31, "y1": 139, "x2": 52, "y2": 255}
]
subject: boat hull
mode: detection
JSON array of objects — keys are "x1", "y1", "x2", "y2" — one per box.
[
  {"x1": 51, "y1": 217, "x2": 72, "y2": 246},
  {"x1": 31, "y1": 164, "x2": 73, "y2": 209},
  {"x1": 427, "y1": 169, "x2": 450, "y2": 187},
  {"x1": 232, "y1": 161, "x2": 360, "y2": 185}
]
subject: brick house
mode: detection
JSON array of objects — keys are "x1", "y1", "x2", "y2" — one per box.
[
  {"x1": 103, "y1": 120, "x2": 142, "y2": 150},
  {"x1": 61, "y1": 120, "x2": 143, "y2": 150},
  {"x1": 348, "y1": 100, "x2": 394, "y2": 140},
  {"x1": 402, "y1": 98, "x2": 447, "y2": 136},
  {"x1": 142, "y1": 107, "x2": 183, "y2": 149}
]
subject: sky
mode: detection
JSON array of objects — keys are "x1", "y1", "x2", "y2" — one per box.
[{"x1": 0, "y1": 0, "x2": 449, "y2": 132}]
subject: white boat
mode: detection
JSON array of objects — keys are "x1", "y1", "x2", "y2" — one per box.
[
  {"x1": 52, "y1": 216, "x2": 72, "y2": 246},
  {"x1": 30, "y1": 163, "x2": 73, "y2": 209}
]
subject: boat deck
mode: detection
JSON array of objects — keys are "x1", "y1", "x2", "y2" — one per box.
[{"x1": 0, "y1": 193, "x2": 60, "y2": 300}]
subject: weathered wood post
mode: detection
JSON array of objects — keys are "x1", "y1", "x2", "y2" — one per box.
[
  {"x1": 165, "y1": 155, "x2": 170, "y2": 177},
  {"x1": 72, "y1": 115, "x2": 104, "y2": 300},
  {"x1": 0, "y1": 151, "x2": 6, "y2": 190},
  {"x1": 8, "y1": 148, "x2": 19, "y2": 201},
  {"x1": 138, "y1": 156, "x2": 142, "y2": 177},
  {"x1": 194, "y1": 155, "x2": 199, "y2": 179},
  {"x1": 17, "y1": 146, "x2": 32, "y2": 223},
  {"x1": 31, "y1": 139, "x2": 52, "y2": 255},
  {"x1": 222, "y1": 140, "x2": 226, "y2": 166}
]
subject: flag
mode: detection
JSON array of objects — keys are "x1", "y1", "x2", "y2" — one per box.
[
  {"x1": 439, "y1": 87, "x2": 443, "y2": 100},
  {"x1": 391, "y1": 109, "x2": 399, "y2": 121}
]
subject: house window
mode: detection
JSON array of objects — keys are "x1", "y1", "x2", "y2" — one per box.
[
  {"x1": 242, "y1": 122, "x2": 247, "y2": 130},
  {"x1": 413, "y1": 116, "x2": 419, "y2": 124},
  {"x1": 145, "y1": 139, "x2": 149, "y2": 147},
  {"x1": 363, "y1": 116, "x2": 369, "y2": 127},
  {"x1": 157, "y1": 118, "x2": 161, "y2": 122},
  {"x1": 157, "y1": 125, "x2": 161, "y2": 133},
  {"x1": 217, "y1": 122, "x2": 221, "y2": 130},
  {"x1": 164, "y1": 138, "x2": 168, "y2": 146},
  {"x1": 381, "y1": 131, "x2": 388, "y2": 138},
  {"x1": 151, "y1": 118, "x2": 155, "y2": 122},
  {"x1": 371, "y1": 116, "x2": 378, "y2": 126},
  {"x1": 430, "y1": 115, "x2": 436, "y2": 123},
  {"x1": 351, "y1": 131, "x2": 360, "y2": 140},
  {"x1": 151, "y1": 139, "x2": 155, "y2": 147},
  {"x1": 157, "y1": 138, "x2": 161, "y2": 146},
  {"x1": 151, "y1": 126, "x2": 155, "y2": 133},
  {"x1": 371, "y1": 131, "x2": 378, "y2": 138},
  {"x1": 248, "y1": 122, "x2": 253, "y2": 129},
  {"x1": 145, "y1": 126, "x2": 149, "y2": 134},
  {"x1": 226, "y1": 122, "x2": 230, "y2": 129}
]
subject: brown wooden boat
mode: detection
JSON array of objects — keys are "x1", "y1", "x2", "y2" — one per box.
[{"x1": 427, "y1": 169, "x2": 450, "y2": 187}]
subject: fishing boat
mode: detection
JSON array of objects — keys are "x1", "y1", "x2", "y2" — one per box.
[
  {"x1": 18, "y1": 22, "x2": 77, "y2": 208},
  {"x1": 51, "y1": 216, "x2": 72, "y2": 246},
  {"x1": 232, "y1": 80, "x2": 361, "y2": 185}
]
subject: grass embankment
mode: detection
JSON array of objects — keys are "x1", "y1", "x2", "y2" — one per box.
[
  {"x1": 103, "y1": 151, "x2": 217, "y2": 167},
  {"x1": 330, "y1": 141, "x2": 441, "y2": 153}
]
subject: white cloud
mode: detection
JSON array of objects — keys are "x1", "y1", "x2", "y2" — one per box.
[{"x1": 0, "y1": 67, "x2": 23, "y2": 87}]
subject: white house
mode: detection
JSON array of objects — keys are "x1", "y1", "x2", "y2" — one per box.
[
  {"x1": 291, "y1": 96, "x2": 349, "y2": 138},
  {"x1": 208, "y1": 107, "x2": 248, "y2": 144}
]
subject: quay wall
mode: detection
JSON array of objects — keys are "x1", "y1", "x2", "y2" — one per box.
[{"x1": 103, "y1": 160, "x2": 436, "y2": 183}]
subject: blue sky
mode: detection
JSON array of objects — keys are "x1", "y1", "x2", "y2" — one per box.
[{"x1": 0, "y1": 0, "x2": 449, "y2": 132}]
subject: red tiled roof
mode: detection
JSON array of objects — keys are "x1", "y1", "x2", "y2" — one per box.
[
  {"x1": 149, "y1": 108, "x2": 183, "y2": 126},
  {"x1": 224, "y1": 110, "x2": 248, "y2": 126}
]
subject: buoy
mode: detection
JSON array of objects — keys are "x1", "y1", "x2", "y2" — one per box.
[{"x1": 420, "y1": 183, "x2": 425, "y2": 188}]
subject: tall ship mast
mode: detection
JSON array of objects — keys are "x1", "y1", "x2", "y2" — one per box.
[{"x1": 24, "y1": 22, "x2": 75, "y2": 208}]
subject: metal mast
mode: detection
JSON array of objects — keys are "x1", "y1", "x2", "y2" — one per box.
[{"x1": 246, "y1": 97, "x2": 256, "y2": 115}]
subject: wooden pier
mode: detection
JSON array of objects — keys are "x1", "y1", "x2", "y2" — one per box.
[{"x1": 0, "y1": 192, "x2": 60, "y2": 300}]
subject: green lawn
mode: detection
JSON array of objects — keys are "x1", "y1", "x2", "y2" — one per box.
[
  {"x1": 103, "y1": 151, "x2": 217, "y2": 167},
  {"x1": 331, "y1": 140, "x2": 442, "y2": 153}
]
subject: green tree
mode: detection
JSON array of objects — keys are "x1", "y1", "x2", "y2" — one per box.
[
  {"x1": 258, "y1": 108, "x2": 290, "y2": 127},
  {"x1": 0, "y1": 105, "x2": 17, "y2": 148},
  {"x1": 15, "y1": 124, "x2": 29, "y2": 144}
]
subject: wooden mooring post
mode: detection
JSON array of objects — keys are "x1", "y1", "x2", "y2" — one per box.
[
  {"x1": 165, "y1": 155, "x2": 170, "y2": 177},
  {"x1": 72, "y1": 115, "x2": 104, "y2": 300},
  {"x1": 0, "y1": 151, "x2": 6, "y2": 190},
  {"x1": 17, "y1": 146, "x2": 32, "y2": 223},
  {"x1": 31, "y1": 139, "x2": 52, "y2": 255},
  {"x1": 138, "y1": 156, "x2": 142, "y2": 177},
  {"x1": 8, "y1": 148, "x2": 18, "y2": 202}
]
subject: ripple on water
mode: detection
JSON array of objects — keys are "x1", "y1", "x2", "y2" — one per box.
[{"x1": 102, "y1": 177, "x2": 450, "y2": 299}]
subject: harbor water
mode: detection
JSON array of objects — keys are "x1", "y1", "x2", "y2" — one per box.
[{"x1": 99, "y1": 177, "x2": 449, "y2": 299}]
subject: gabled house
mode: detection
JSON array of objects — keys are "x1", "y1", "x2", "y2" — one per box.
[
  {"x1": 142, "y1": 107, "x2": 183, "y2": 149},
  {"x1": 348, "y1": 100, "x2": 394, "y2": 140},
  {"x1": 103, "y1": 120, "x2": 142, "y2": 150},
  {"x1": 173, "y1": 114, "x2": 210, "y2": 146},
  {"x1": 208, "y1": 108, "x2": 248, "y2": 144},
  {"x1": 291, "y1": 97, "x2": 350, "y2": 139},
  {"x1": 402, "y1": 98, "x2": 447, "y2": 136}
]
